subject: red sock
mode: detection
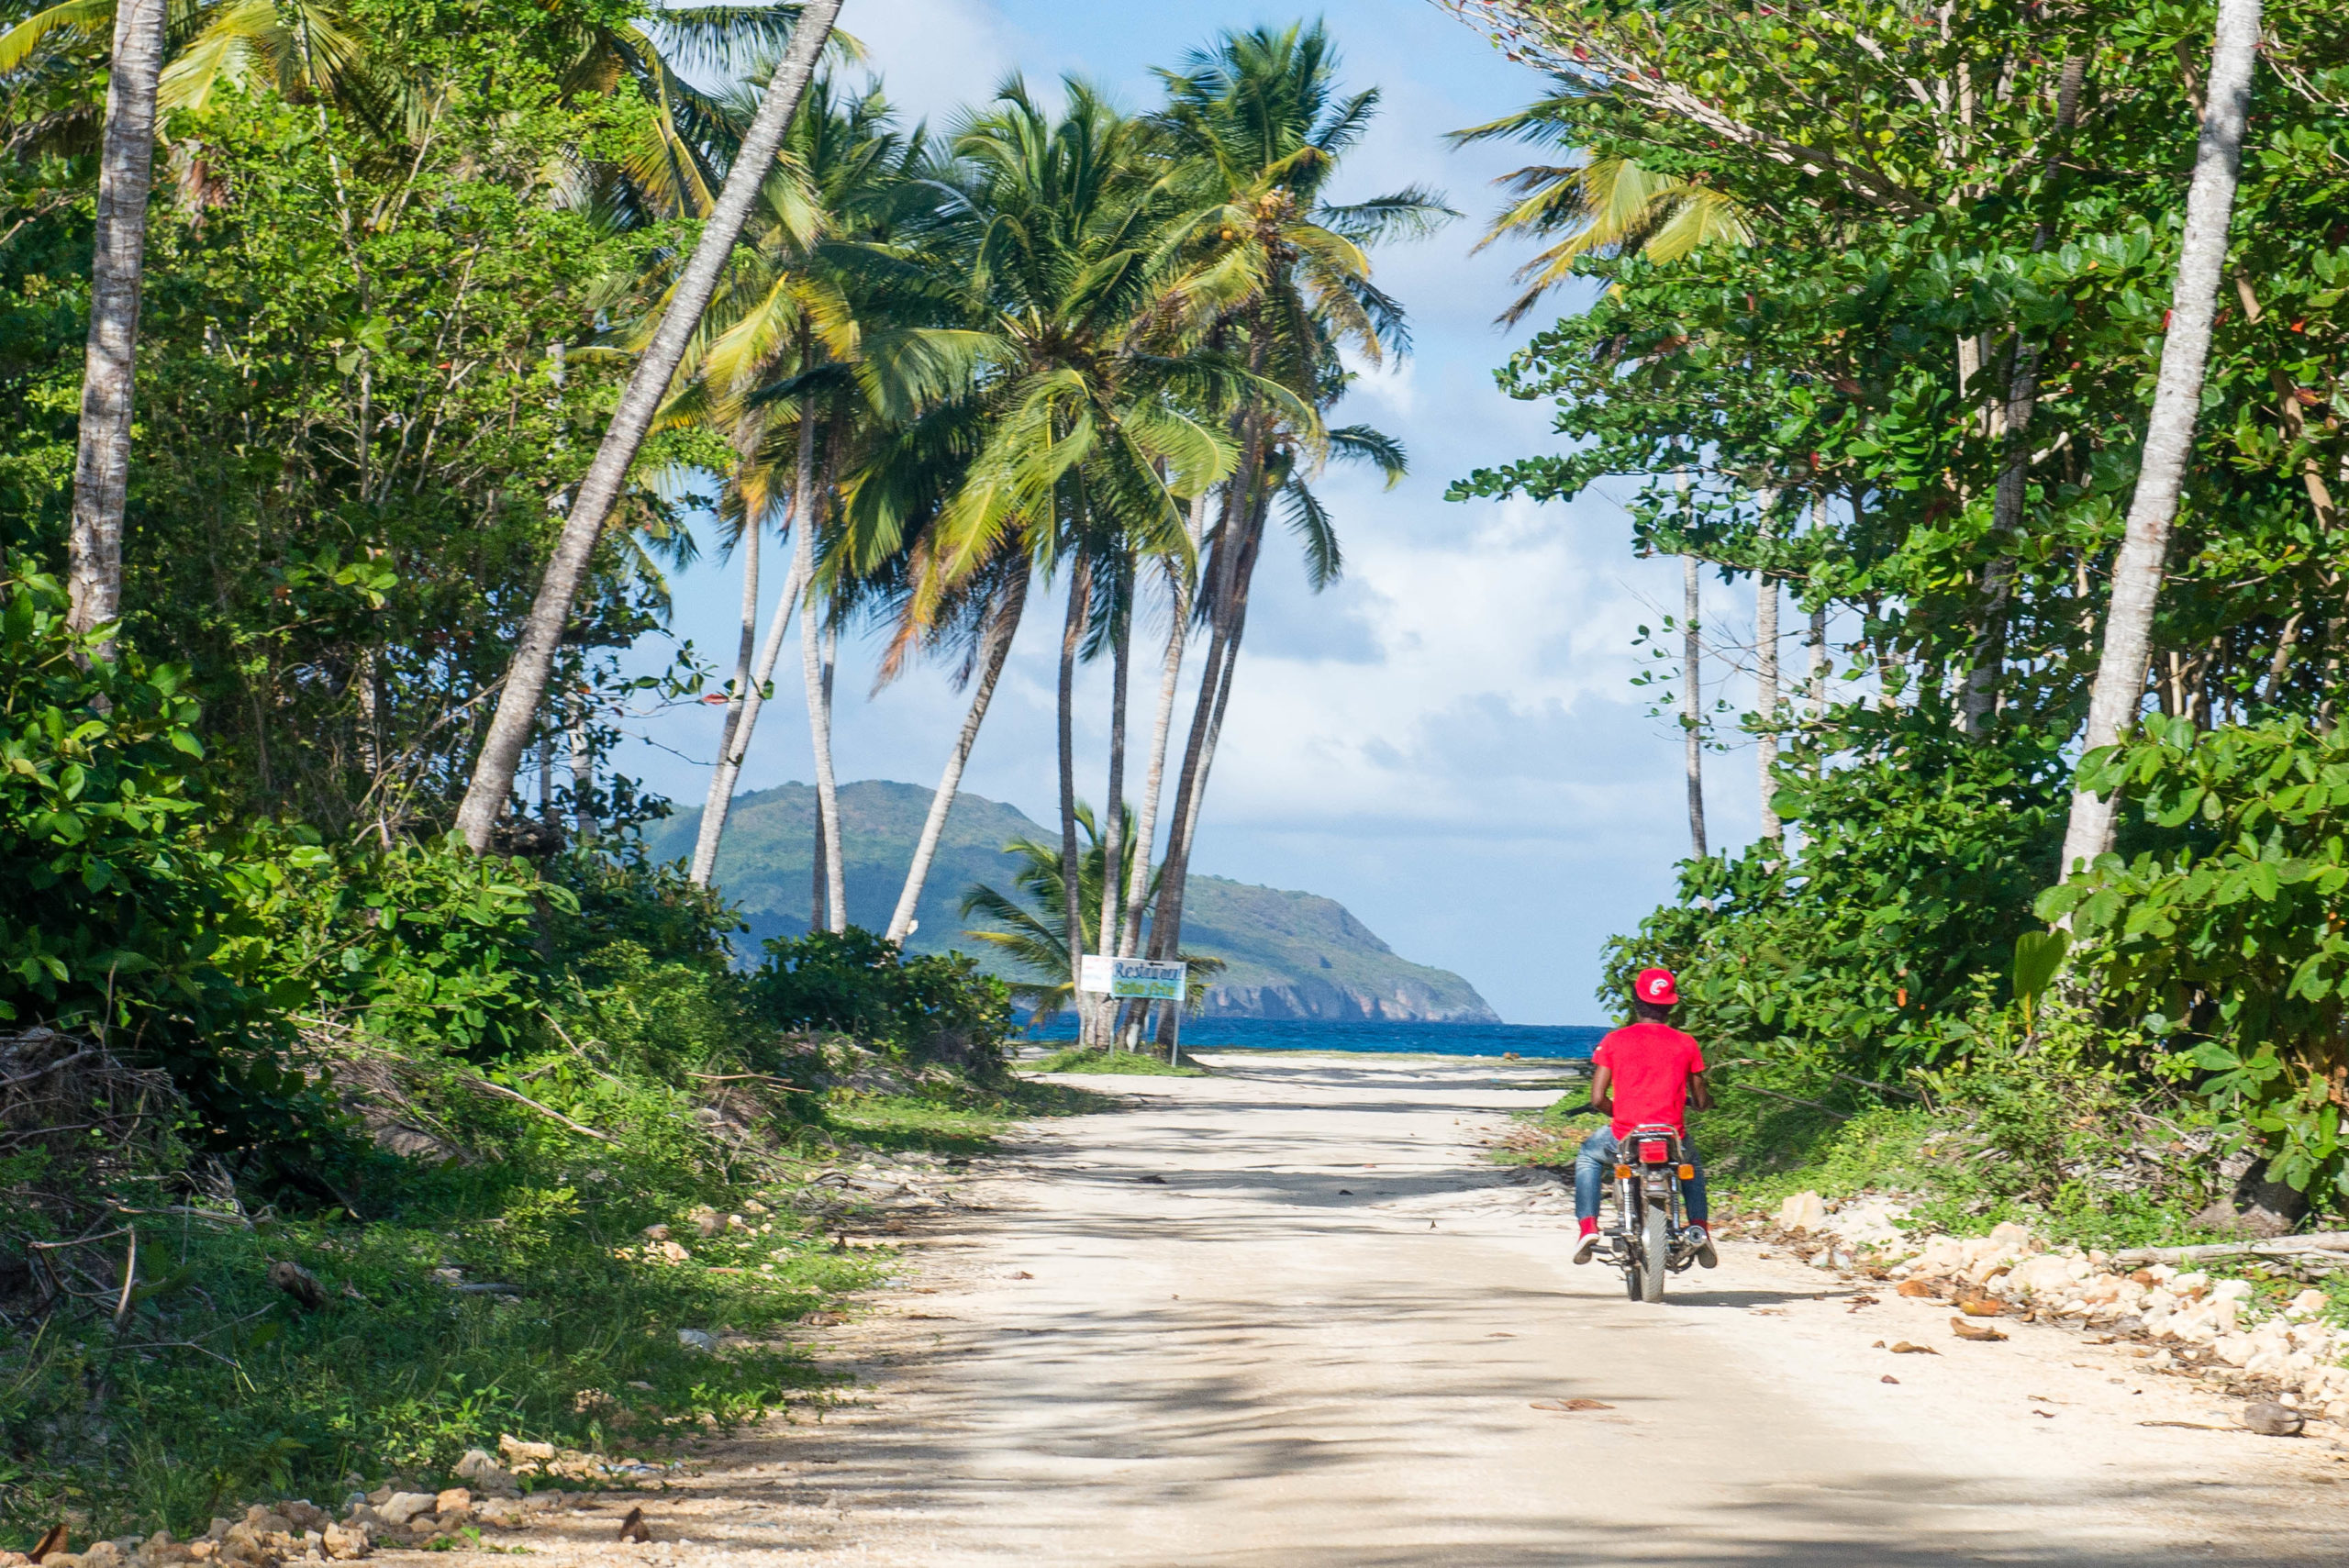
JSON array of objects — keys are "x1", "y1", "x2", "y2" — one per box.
[{"x1": 1577, "y1": 1218, "x2": 1598, "y2": 1237}]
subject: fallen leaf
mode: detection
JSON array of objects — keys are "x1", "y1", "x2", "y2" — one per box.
[
  {"x1": 1955, "y1": 1294, "x2": 2005, "y2": 1318},
  {"x1": 1531, "y1": 1397, "x2": 1614, "y2": 1412},
  {"x1": 2032, "y1": 1409, "x2": 2057, "y2": 1419},
  {"x1": 1881, "y1": 1374, "x2": 1900, "y2": 1385},
  {"x1": 616, "y1": 1507, "x2": 651, "y2": 1543},
  {"x1": 1871, "y1": 1340, "x2": 1887, "y2": 1349},
  {"x1": 1890, "y1": 1340, "x2": 1940, "y2": 1355},
  {"x1": 30, "y1": 1525, "x2": 69, "y2": 1563},
  {"x1": 1896, "y1": 1279, "x2": 1938, "y2": 1298},
  {"x1": 1951, "y1": 1316, "x2": 2009, "y2": 1342}
]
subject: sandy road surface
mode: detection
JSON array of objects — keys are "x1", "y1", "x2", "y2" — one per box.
[{"x1": 473, "y1": 1055, "x2": 2349, "y2": 1566}]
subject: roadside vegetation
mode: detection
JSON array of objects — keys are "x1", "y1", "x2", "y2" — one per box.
[
  {"x1": 0, "y1": 0, "x2": 1432, "y2": 1548},
  {"x1": 1452, "y1": 0, "x2": 2349, "y2": 1240},
  {"x1": 1028, "y1": 1047, "x2": 1210, "y2": 1077}
]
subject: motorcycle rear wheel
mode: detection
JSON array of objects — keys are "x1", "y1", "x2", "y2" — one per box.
[{"x1": 1641, "y1": 1199, "x2": 1669, "y2": 1303}]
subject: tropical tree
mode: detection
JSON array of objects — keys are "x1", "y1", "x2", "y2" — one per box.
[
  {"x1": 960, "y1": 804, "x2": 1219, "y2": 1024},
  {"x1": 2054, "y1": 0, "x2": 2262, "y2": 880},
  {"x1": 452, "y1": 0, "x2": 842, "y2": 852},
  {"x1": 1139, "y1": 24, "x2": 1446, "y2": 1025},
  {"x1": 63, "y1": 0, "x2": 162, "y2": 651},
  {"x1": 844, "y1": 79, "x2": 1241, "y2": 1006},
  {"x1": 677, "y1": 74, "x2": 927, "y2": 897}
]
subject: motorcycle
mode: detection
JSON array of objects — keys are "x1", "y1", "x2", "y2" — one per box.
[{"x1": 1598, "y1": 1122, "x2": 1708, "y2": 1302}]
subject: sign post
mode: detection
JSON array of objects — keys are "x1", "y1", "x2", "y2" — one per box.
[{"x1": 1077, "y1": 957, "x2": 1188, "y2": 1065}]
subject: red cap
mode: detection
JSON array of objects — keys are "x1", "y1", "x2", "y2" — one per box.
[{"x1": 1634, "y1": 967, "x2": 1679, "y2": 1006}]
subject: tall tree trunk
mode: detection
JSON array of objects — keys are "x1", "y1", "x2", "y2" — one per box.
[
  {"x1": 794, "y1": 410, "x2": 846, "y2": 933},
  {"x1": 1056, "y1": 562, "x2": 1092, "y2": 1036},
  {"x1": 691, "y1": 518, "x2": 809, "y2": 887},
  {"x1": 67, "y1": 0, "x2": 168, "y2": 652},
  {"x1": 1957, "y1": 56, "x2": 2087, "y2": 738},
  {"x1": 689, "y1": 427, "x2": 766, "y2": 884},
  {"x1": 1147, "y1": 462, "x2": 1260, "y2": 970},
  {"x1": 1119, "y1": 513, "x2": 1201, "y2": 961},
  {"x1": 1684, "y1": 551, "x2": 1709, "y2": 862},
  {"x1": 1755, "y1": 498, "x2": 1781, "y2": 845},
  {"x1": 1809, "y1": 494, "x2": 1831, "y2": 728},
  {"x1": 817, "y1": 621, "x2": 840, "y2": 922},
  {"x1": 1150, "y1": 487, "x2": 1268, "y2": 1048},
  {"x1": 1094, "y1": 566, "x2": 1132, "y2": 1040},
  {"x1": 884, "y1": 573, "x2": 1029, "y2": 943},
  {"x1": 2057, "y1": 0, "x2": 2259, "y2": 879},
  {"x1": 568, "y1": 689, "x2": 596, "y2": 847},
  {"x1": 453, "y1": 0, "x2": 841, "y2": 851}
]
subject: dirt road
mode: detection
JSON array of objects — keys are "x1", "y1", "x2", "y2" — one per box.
[{"x1": 497, "y1": 1054, "x2": 2349, "y2": 1565}]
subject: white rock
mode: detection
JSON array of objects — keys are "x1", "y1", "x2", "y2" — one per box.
[
  {"x1": 2212, "y1": 1279, "x2": 2254, "y2": 1304},
  {"x1": 376, "y1": 1495, "x2": 437, "y2": 1528},
  {"x1": 2287, "y1": 1288, "x2": 2330, "y2": 1318},
  {"x1": 676, "y1": 1328, "x2": 718, "y2": 1352},
  {"x1": 2172, "y1": 1272, "x2": 2211, "y2": 1297},
  {"x1": 1777, "y1": 1191, "x2": 1828, "y2": 1233}
]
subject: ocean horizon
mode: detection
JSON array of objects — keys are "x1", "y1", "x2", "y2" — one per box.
[{"x1": 1021, "y1": 1016, "x2": 1605, "y2": 1060}]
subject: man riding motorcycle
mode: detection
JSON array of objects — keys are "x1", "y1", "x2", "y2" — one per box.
[{"x1": 1571, "y1": 966, "x2": 1719, "y2": 1270}]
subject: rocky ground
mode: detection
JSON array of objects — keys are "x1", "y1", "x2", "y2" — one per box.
[{"x1": 29, "y1": 1053, "x2": 2349, "y2": 1567}]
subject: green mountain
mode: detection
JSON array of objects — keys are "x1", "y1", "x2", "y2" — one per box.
[{"x1": 646, "y1": 780, "x2": 1498, "y2": 1023}]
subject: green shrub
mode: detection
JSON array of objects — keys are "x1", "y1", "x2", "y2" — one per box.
[{"x1": 751, "y1": 928, "x2": 1012, "y2": 1074}]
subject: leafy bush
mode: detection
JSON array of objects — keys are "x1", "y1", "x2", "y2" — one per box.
[
  {"x1": 0, "y1": 574, "x2": 241, "y2": 1037},
  {"x1": 1602, "y1": 708, "x2": 2066, "y2": 1082},
  {"x1": 2043, "y1": 715, "x2": 2349, "y2": 1197},
  {"x1": 751, "y1": 928, "x2": 1013, "y2": 1073}
]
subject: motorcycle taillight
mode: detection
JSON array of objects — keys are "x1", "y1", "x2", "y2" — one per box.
[{"x1": 1637, "y1": 1140, "x2": 1670, "y2": 1164}]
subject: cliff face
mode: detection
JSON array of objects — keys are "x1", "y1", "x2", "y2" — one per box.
[
  {"x1": 1175, "y1": 875, "x2": 1497, "y2": 1022},
  {"x1": 649, "y1": 781, "x2": 1499, "y2": 1025}
]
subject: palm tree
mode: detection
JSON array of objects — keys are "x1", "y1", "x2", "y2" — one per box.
[
  {"x1": 1449, "y1": 90, "x2": 1750, "y2": 326},
  {"x1": 674, "y1": 75, "x2": 919, "y2": 895},
  {"x1": 2057, "y1": 0, "x2": 2261, "y2": 879},
  {"x1": 63, "y1": 0, "x2": 163, "y2": 652},
  {"x1": 1140, "y1": 25, "x2": 1446, "y2": 1009},
  {"x1": 453, "y1": 0, "x2": 842, "y2": 852},
  {"x1": 845, "y1": 80, "x2": 1242, "y2": 975},
  {"x1": 961, "y1": 804, "x2": 1220, "y2": 1026}
]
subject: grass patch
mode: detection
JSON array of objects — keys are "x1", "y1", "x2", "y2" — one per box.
[{"x1": 1026, "y1": 1047, "x2": 1208, "y2": 1077}]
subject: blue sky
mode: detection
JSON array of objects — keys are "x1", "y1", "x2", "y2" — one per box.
[{"x1": 609, "y1": 0, "x2": 1776, "y2": 1025}]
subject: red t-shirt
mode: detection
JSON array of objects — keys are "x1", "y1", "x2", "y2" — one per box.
[{"x1": 1592, "y1": 1021, "x2": 1707, "y2": 1139}]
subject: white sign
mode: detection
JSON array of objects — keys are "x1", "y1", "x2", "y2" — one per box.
[{"x1": 1078, "y1": 956, "x2": 1188, "y2": 1001}]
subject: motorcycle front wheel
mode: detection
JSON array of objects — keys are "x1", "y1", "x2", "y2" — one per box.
[{"x1": 1642, "y1": 1198, "x2": 1669, "y2": 1303}]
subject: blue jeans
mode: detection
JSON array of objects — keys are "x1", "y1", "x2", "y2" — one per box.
[{"x1": 1574, "y1": 1127, "x2": 1708, "y2": 1226}]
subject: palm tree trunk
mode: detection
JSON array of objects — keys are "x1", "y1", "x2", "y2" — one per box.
[
  {"x1": 2057, "y1": 0, "x2": 2259, "y2": 880},
  {"x1": 1056, "y1": 562, "x2": 1092, "y2": 1039},
  {"x1": 1755, "y1": 500, "x2": 1780, "y2": 845},
  {"x1": 884, "y1": 573, "x2": 1029, "y2": 943},
  {"x1": 1149, "y1": 484, "x2": 1268, "y2": 1056},
  {"x1": 692, "y1": 518, "x2": 810, "y2": 887},
  {"x1": 1147, "y1": 458, "x2": 1258, "y2": 968},
  {"x1": 818, "y1": 620, "x2": 841, "y2": 921},
  {"x1": 793, "y1": 409, "x2": 846, "y2": 933},
  {"x1": 1684, "y1": 551, "x2": 1708, "y2": 862},
  {"x1": 67, "y1": 0, "x2": 168, "y2": 652},
  {"x1": 689, "y1": 433, "x2": 766, "y2": 884},
  {"x1": 1119, "y1": 517, "x2": 1199, "y2": 961},
  {"x1": 1094, "y1": 565, "x2": 1132, "y2": 992},
  {"x1": 453, "y1": 0, "x2": 841, "y2": 851}
]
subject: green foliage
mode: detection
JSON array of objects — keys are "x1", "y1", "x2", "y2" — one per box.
[
  {"x1": 0, "y1": 574, "x2": 228, "y2": 1033},
  {"x1": 1601, "y1": 714, "x2": 2066, "y2": 1082},
  {"x1": 751, "y1": 927, "x2": 1013, "y2": 1073},
  {"x1": 2043, "y1": 716, "x2": 2349, "y2": 1196}
]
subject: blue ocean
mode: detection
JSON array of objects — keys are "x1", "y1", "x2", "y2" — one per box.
[{"x1": 1022, "y1": 1016, "x2": 1604, "y2": 1060}]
